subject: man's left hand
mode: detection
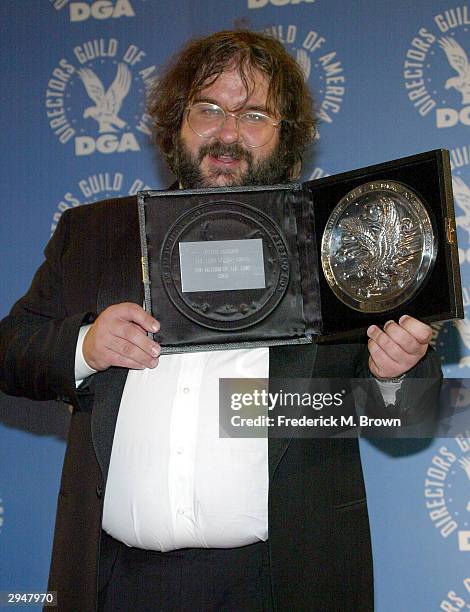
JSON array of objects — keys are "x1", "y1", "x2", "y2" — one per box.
[{"x1": 367, "y1": 315, "x2": 433, "y2": 380}]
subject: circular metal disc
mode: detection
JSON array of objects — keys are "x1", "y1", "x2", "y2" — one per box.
[
  {"x1": 160, "y1": 200, "x2": 290, "y2": 330},
  {"x1": 320, "y1": 180, "x2": 437, "y2": 312}
]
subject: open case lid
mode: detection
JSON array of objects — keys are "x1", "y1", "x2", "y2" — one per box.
[{"x1": 304, "y1": 149, "x2": 463, "y2": 340}]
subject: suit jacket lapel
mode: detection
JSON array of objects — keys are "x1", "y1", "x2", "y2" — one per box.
[
  {"x1": 92, "y1": 199, "x2": 144, "y2": 480},
  {"x1": 96, "y1": 207, "x2": 143, "y2": 313},
  {"x1": 268, "y1": 342, "x2": 318, "y2": 479}
]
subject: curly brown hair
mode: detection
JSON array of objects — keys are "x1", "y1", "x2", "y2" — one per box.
[{"x1": 147, "y1": 30, "x2": 316, "y2": 175}]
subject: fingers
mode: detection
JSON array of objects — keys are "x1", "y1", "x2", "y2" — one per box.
[
  {"x1": 83, "y1": 303, "x2": 161, "y2": 372},
  {"x1": 91, "y1": 344, "x2": 159, "y2": 371},
  {"x1": 366, "y1": 315, "x2": 432, "y2": 379},
  {"x1": 367, "y1": 316, "x2": 431, "y2": 358},
  {"x1": 111, "y1": 320, "x2": 159, "y2": 355},
  {"x1": 106, "y1": 321, "x2": 160, "y2": 368},
  {"x1": 367, "y1": 339, "x2": 411, "y2": 379},
  {"x1": 115, "y1": 302, "x2": 160, "y2": 334},
  {"x1": 397, "y1": 314, "x2": 432, "y2": 345}
]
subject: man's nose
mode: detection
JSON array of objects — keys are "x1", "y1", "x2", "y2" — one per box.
[{"x1": 217, "y1": 114, "x2": 240, "y2": 144}]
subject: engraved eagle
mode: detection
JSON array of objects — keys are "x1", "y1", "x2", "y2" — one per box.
[
  {"x1": 338, "y1": 198, "x2": 418, "y2": 294},
  {"x1": 452, "y1": 175, "x2": 470, "y2": 243},
  {"x1": 77, "y1": 62, "x2": 131, "y2": 133},
  {"x1": 439, "y1": 37, "x2": 470, "y2": 105}
]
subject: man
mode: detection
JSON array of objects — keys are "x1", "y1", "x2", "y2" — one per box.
[{"x1": 0, "y1": 30, "x2": 440, "y2": 611}]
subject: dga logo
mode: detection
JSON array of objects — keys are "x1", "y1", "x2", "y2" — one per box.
[
  {"x1": 51, "y1": 172, "x2": 151, "y2": 233},
  {"x1": 424, "y1": 436, "x2": 470, "y2": 551},
  {"x1": 45, "y1": 38, "x2": 156, "y2": 156},
  {"x1": 263, "y1": 24, "x2": 345, "y2": 137},
  {"x1": 439, "y1": 577, "x2": 470, "y2": 611},
  {"x1": 403, "y1": 5, "x2": 470, "y2": 127},
  {"x1": 49, "y1": 0, "x2": 138, "y2": 22}
]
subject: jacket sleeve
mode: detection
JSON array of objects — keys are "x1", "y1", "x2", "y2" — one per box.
[
  {"x1": 357, "y1": 345, "x2": 443, "y2": 434},
  {"x1": 0, "y1": 209, "x2": 96, "y2": 407}
]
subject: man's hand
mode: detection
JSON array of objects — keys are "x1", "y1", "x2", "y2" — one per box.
[
  {"x1": 83, "y1": 303, "x2": 161, "y2": 371},
  {"x1": 367, "y1": 315, "x2": 432, "y2": 380}
]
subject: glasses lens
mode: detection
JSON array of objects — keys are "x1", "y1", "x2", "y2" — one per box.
[
  {"x1": 187, "y1": 103, "x2": 277, "y2": 147},
  {"x1": 188, "y1": 103, "x2": 224, "y2": 137},
  {"x1": 239, "y1": 112, "x2": 276, "y2": 147}
]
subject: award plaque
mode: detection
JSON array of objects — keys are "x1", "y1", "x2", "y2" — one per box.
[
  {"x1": 138, "y1": 184, "x2": 318, "y2": 353},
  {"x1": 160, "y1": 201, "x2": 290, "y2": 330},
  {"x1": 320, "y1": 180, "x2": 437, "y2": 313},
  {"x1": 138, "y1": 149, "x2": 463, "y2": 352}
]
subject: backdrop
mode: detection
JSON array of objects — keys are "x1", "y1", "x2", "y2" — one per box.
[{"x1": 1, "y1": 1, "x2": 470, "y2": 609}]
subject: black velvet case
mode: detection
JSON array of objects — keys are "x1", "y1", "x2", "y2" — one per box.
[{"x1": 138, "y1": 149, "x2": 462, "y2": 353}]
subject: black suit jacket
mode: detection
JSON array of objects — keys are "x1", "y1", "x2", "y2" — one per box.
[{"x1": 0, "y1": 196, "x2": 442, "y2": 611}]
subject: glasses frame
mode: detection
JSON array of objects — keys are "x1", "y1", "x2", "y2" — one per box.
[{"x1": 185, "y1": 102, "x2": 281, "y2": 148}]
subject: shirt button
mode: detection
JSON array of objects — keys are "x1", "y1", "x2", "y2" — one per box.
[
  {"x1": 176, "y1": 448, "x2": 184, "y2": 455},
  {"x1": 177, "y1": 508, "x2": 185, "y2": 515},
  {"x1": 183, "y1": 387, "x2": 190, "y2": 394}
]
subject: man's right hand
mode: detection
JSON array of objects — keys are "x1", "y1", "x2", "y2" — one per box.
[{"x1": 82, "y1": 303, "x2": 161, "y2": 371}]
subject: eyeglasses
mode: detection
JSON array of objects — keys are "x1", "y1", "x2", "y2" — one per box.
[{"x1": 186, "y1": 102, "x2": 280, "y2": 148}]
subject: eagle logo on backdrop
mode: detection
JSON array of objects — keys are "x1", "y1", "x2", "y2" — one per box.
[
  {"x1": 44, "y1": 38, "x2": 157, "y2": 156},
  {"x1": 403, "y1": 7, "x2": 470, "y2": 128},
  {"x1": 439, "y1": 37, "x2": 470, "y2": 105},
  {"x1": 78, "y1": 63, "x2": 132, "y2": 133}
]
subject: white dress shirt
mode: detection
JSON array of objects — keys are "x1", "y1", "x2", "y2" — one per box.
[
  {"x1": 75, "y1": 326, "x2": 400, "y2": 551},
  {"x1": 76, "y1": 327, "x2": 269, "y2": 551}
]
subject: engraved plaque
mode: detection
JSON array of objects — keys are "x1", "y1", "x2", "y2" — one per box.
[
  {"x1": 160, "y1": 200, "x2": 290, "y2": 331},
  {"x1": 320, "y1": 181, "x2": 437, "y2": 312},
  {"x1": 179, "y1": 238, "x2": 266, "y2": 293}
]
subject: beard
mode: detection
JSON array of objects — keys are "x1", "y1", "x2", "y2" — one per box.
[{"x1": 172, "y1": 137, "x2": 291, "y2": 189}]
